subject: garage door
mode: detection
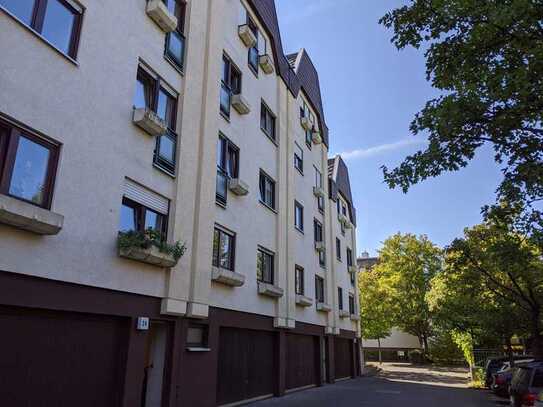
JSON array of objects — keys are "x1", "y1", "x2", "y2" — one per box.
[
  {"x1": 286, "y1": 333, "x2": 318, "y2": 390},
  {"x1": 334, "y1": 337, "x2": 353, "y2": 379},
  {"x1": 0, "y1": 306, "x2": 127, "y2": 407},
  {"x1": 217, "y1": 328, "x2": 275, "y2": 405}
]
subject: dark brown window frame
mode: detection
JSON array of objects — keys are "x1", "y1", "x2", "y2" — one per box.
[
  {"x1": 295, "y1": 265, "x2": 304, "y2": 295},
  {"x1": 120, "y1": 197, "x2": 168, "y2": 241},
  {"x1": 135, "y1": 65, "x2": 179, "y2": 175},
  {"x1": 349, "y1": 294, "x2": 355, "y2": 315},
  {"x1": 315, "y1": 275, "x2": 325, "y2": 303},
  {"x1": 257, "y1": 246, "x2": 274, "y2": 284},
  {"x1": 212, "y1": 225, "x2": 236, "y2": 271},
  {"x1": 338, "y1": 287, "x2": 344, "y2": 310},
  {"x1": 0, "y1": 0, "x2": 84, "y2": 59},
  {"x1": 215, "y1": 133, "x2": 239, "y2": 206},
  {"x1": 246, "y1": 14, "x2": 259, "y2": 76},
  {"x1": 163, "y1": 0, "x2": 187, "y2": 72},
  {"x1": 259, "y1": 170, "x2": 276, "y2": 211},
  {"x1": 346, "y1": 247, "x2": 353, "y2": 268},
  {"x1": 220, "y1": 53, "x2": 242, "y2": 119},
  {"x1": 336, "y1": 237, "x2": 342, "y2": 261},
  {"x1": 186, "y1": 322, "x2": 209, "y2": 348},
  {"x1": 260, "y1": 101, "x2": 276, "y2": 143},
  {"x1": 294, "y1": 142, "x2": 303, "y2": 174},
  {"x1": 294, "y1": 200, "x2": 304, "y2": 232},
  {"x1": 0, "y1": 118, "x2": 60, "y2": 210}
]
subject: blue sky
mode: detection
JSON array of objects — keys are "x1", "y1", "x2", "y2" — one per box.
[{"x1": 275, "y1": 0, "x2": 503, "y2": 256}]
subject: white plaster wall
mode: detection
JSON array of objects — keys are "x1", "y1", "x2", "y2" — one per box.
[
  {"x1": 0, "y1": 1, "x2": 189, "y2": 297},
  {"x1": 363, "y1": 328, "x2": 421, "y2": 349}
]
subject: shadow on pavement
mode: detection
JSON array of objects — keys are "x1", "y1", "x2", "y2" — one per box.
[{"x1": 379, "y1": 369, "x2": 468, "y2": 386}]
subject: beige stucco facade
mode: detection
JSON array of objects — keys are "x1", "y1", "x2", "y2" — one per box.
[{"x1": 0, "y1": 0, "x2": 359, "y2": 336}]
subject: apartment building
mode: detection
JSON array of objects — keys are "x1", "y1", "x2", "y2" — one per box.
[{"x1": 0, "y1": 0, "x2": 360, "y2": 406}]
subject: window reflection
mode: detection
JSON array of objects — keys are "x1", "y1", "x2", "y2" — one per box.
[
  {"x1": 41, "y1": 0, "x2": 76, "y2": 54},
  {"x1": 0, "y1": 0, "x2": 35, "y2": 25},
  {"x1": 8, "y1": 136, "x2": 50, "y2": 206}
]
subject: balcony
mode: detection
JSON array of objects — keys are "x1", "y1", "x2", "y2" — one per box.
[
  {"x1": 259, "y1": 54, "x2": 274, "y2": 74},
  {"x1": 316, "y1": 302, "x2": 332, "y2": 312},
  {"x1": 295, "y1": 294, "x2": 313, "y2": 307},
  {"x1": 146, "y1": 0, "x2": 178, "y2": 33},
  {"x1": 238, "y1": 24, "x2": 257, "y2": 48},
  {"x1": 338, "y1": 213, "x2": 352, "y2": 229},
  {"x1": 231, "y1": 94, "x2": 251, "y2": 115},
  {"x1": 0, "y1": 193, "x2": 63, "y2": 235},
  {"x1": 313, "y1": 186, "x2": 326, "y2": 198},
  {"x1": 211, "y1": 267, "x2": 245, "y2": 287},
  {"x1": 300, "y1": 116, "x2": 312, "y2": 131},
  {"x1": 339, "y1": 310, "x2": 350, "y2": 319},
  {"x1": 133, "y1": 108, "x2": 168, "y2": 136},
  {"x1": 118, "y1": 245, "x2": 178, "y2": 268},
  {"x1": 228, "y1": 178, "x2": 249, "y2": 196},
  {"x1": 258, "y1": 282, "x2": 284, "y2": 298},
  {"x1": 312, "y1": 131, "x2": 322, "y2": 145}
]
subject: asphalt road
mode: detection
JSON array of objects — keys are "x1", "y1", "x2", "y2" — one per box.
[{"x1": 251, "y1": 363, "x2": 499, "y2": 407}]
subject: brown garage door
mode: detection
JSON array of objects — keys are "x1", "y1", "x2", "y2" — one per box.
[
  {"x1": 334, "y1": 337, "x2": 353, "y2": 379},
  {"x1": 286, "y1": 333, "x2": 318, "y2": 390},
  {"x1": 0, "y1": 306, "x2": 127, "y2": 407},
  {"x1": 217, "y1": 328, "x2": 275, "y2": 405}
]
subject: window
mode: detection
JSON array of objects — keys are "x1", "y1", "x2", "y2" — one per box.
[
  {"x1": 305, "y1": 128, "x2": 312, "y2": 148},
  {"x1": 246, "y1": 15, "x2": 259, "y2": 74},
  {"x1": 315, "y1": 276, "x2": 324, "y2": 303},
  {"x1": 341, "y1": 218, "x2": 346, "y2": 235},
  {"x1": 186, "y1": 323, "x2": 208, "y2": 348},
  {"x1": 349, "y1": 294, "x2": 355, "y2": 315},
  {"x1": 0, "y1": 0, "x2": 83, "y2": 59},
  {"x1": 257, "y1": 247, "x2": 274, "y2": 284},
  {"x1": 134, "y1": 66, "x2": 179, "y2": 174},
  {"x1": 220, "y1": 54, "x2": 242, "y2": 118},
  {"x1": 260, "y1": 102, "x2": 276, "y2": 141},
  {"x1": 164, "y1": 0, "x2": 186, "y2": 71},
  {"x1": 336, "y1": 238, "x2": 342, "y2": 261},
  {"x1": 300, "y1": 101, "x2": 314, "y2": 125},
  {"x1": 314, "y1": 167, "x2": 324, "y2": 212},
  {"x1": 212, "y1": 226, "x2": 235, "y2": 271},
  {"x1": 347, "y1": 248, "x2": 353, "y2": 268},
  {"x1": 295, "y1": 265, "x2": 304, "y2": 295},
  {"x1": 314, "y1": 219, "x2": 323, "y2": 243},
  {"x1": 294, "y1": 142, "x2": 303, "y2": 173},
  {"x1": 338, "y1": 287, "x2": 343, "y2": 310},
  {"x1": 216, "y1": 134, "x2": 239, "y2": 205},
  {"x1": 259, "y1": 171, "x2": 275, "y2": 210},
  {"x1": 119, "y1": 197, "x2": 167, "y2": 240},
  {"x1": 294, "y1": 201, "x2": 304, "y2": 232},
  {"x1": 350, "y1": 269, "x2": 356, "y2": 286},
  {"x1": 0, "y1": 119, "x2": 60, "y2": 209}
]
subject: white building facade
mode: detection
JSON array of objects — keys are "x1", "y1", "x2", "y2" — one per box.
[{"x1": 0, "y1": 0, "x2": 360, "y2": 405}]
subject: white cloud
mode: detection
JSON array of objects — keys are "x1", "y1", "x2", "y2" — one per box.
[{"x1": 339, "y1": 138, "x2": 426, "y2": 160}]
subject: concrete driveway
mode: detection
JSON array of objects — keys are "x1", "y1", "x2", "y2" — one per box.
[{"x1": 250, "y1": 363, "x2": 496, "y2": 407}]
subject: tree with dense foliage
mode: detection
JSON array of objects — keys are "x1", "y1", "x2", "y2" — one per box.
[
  {"x1": 443, "y1": 219, "x2": 543, "y2": 359},
  {"x1": 379, "y1": 1, "x2": 543, "y2": 242},
  {"x1": 367, "y1": 233, "x2": 443, "y2": 354},
  {"x1": 358, "y1": 266, "x2": 394, "y2": 363}
]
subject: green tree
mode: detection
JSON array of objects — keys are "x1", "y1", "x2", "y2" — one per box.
[
  {"x1": 444, "y1": 220, "x2": 543, "y2": 358},
  {"x1": 358, "y1": 267, "x2": 394, "y2": 363},
  {"x1": 379, "y1": 1, "x2": 543, "y2": 241},
  {"x1": 371, "y1": 233, "x2": 442, "y2": 354}
]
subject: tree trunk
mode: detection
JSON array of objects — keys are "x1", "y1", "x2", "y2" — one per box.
[
  {"x1": 506, "y1": 336, "x2": 514, "y2": 367},
  {"x1": 423, "y1": 335, "x2": 429, "y2": 356},
  {"x1": 378, "y1": 338, "x2": 383, "y2": 365},
  {"x1": 531, "y1": 309, "x2": 543, "y2": 361}
]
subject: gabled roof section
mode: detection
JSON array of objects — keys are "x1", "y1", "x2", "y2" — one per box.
[
  {"x1": 328, "y1": 155, "x2": 357, "y2": 227},
  {"x1": 246, "y1": 0, "x2": 329, "y2": 147}
]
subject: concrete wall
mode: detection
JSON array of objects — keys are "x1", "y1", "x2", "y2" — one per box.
[{"x1": 363, "y1": 328, "x2": 421, "y2": 349}]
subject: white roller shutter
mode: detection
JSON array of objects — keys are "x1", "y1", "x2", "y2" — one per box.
[{"x1": 123, "y1": 178, "x2": 169, "y2": 215}]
